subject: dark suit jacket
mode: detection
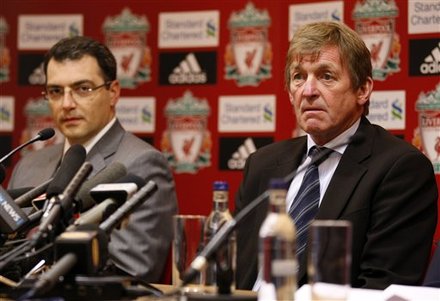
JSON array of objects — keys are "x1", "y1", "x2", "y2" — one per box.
[
  {"x1": 235, "y1": 117, "x2": 438, "y2": 290},
  {"x1": 423, "y1": 245, "x2": 440, "y2": 287},
  {"x1": 8, "y1": 120, "x2": 178, "y2": 282}
]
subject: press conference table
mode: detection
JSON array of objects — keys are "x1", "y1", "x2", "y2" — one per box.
[
  {"x1": 141, "y1": 284, "x2": 258, "y2": 301},
  {"x1": 2, "y1": 281, "x2": 438, "y2": 300},
  {"x1": 144, "y1": 283, "x2": 440, "y2": 301}
]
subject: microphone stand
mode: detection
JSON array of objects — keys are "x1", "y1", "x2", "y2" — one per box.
[{"x1": 0, "y1": 128, "x2": 55, "y2": 165}]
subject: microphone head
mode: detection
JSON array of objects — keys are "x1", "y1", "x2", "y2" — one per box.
[
  {"x1": 37, "y1": 128, "x2": 55, "y2": 141},
  {"x1": 76, "y1": 161, "x2": 127, "y2": 212},
  {"x1": 46, "y1": 144, "x2": 86, "y2": 198},
  {"x1": 7, "y1": 187, "x2": 34, "y2": 199},
  {"x1": 0, "y1": 164, "x2": 5, "y2": 184},
  {"x1": 89, "y1": 173, "x2": 146, "y2": 205}
]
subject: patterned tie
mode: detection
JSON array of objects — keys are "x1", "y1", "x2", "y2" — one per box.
[{"x1": 288, "y1": 146, "x2": 331, "y2": 259}]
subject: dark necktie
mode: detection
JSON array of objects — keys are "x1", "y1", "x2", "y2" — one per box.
[{"x1": 288, "y1": 146, "x2": 331, "y2": 259}]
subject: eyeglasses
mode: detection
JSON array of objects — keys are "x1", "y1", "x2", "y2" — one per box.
[{"x1": 42, "y1": 81, "x2": 112, "y2": 103}]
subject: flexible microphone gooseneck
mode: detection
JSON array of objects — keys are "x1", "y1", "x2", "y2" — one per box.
[
  {"x1": 178, "y1": 134, "x2": 364, "y2": 289},
  {"x1": 14, "y1": 178, "x2": 53, "y2": 208},
  {"x1": 0, "y1": 128, "x2": 55, "y2": 165}
]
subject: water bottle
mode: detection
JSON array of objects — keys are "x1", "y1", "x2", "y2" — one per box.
[
  {"x1": 203, "y1": 181, "x2": 236, "y2": 294},
  {"x1": 258, "y1": 178, "x2": 297, "y2": 301}
]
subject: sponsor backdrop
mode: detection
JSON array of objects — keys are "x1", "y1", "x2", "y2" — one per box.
[{"x1": 1, "y1": 0, "x2": 439, "y2": 240}]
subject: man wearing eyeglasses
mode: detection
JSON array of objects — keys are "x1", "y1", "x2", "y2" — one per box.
[{"x1": 8, "y1": 36, "x2": 178, "y2": 282}]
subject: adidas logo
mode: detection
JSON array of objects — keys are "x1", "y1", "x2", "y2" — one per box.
[
  {"x1": 29, "y1": 62, "x2": 46, "y2": 85},
  {"x1": 227, "y1": 138, "x2": 257, "y2": 170},
  {"x1": 420, "y1": 42, "x2": 440, "y2": 74},
  {"x1": 168, "y1": 53, "x2": 207, "y2": 84}
]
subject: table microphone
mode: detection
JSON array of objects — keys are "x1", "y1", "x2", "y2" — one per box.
[
  {"x1": 0, "y1": 165, "x2": 5, "y2": 184},
  {"x1": 179, "y1": 133, "x2": 365, "y2": 288},
  {"x1": 13, "y1": 178, "x2": 52, "y2": 208},
  {"x1": 0, "y1": 128, "x2": 55, "y2": 166}
]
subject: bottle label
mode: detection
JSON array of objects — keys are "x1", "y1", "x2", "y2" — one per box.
[{"x1": 271, "y1": 259, "x2": 298, "y2": 277}]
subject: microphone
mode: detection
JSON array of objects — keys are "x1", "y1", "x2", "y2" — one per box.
[
  {"x1": 13, "y1": 178, "x2": 52, "y2": 208},
  {"x1": 21, "y1": 176, "x2": 148, "y2": 299},
  {"x1": 0, "y1": 165, "x2": 5, "y2": 184},
  {"x1": 30, "y1": 145, "x2": 88, "y2": 245},
  {"x1": 99, "y1": 180, "x2": 157, "y2": 234},
  {"x1": 68, "y1": 174, "x2": 145, "y2": 230},
  {"x1": 8, "y1": 187, "x2": 35, "y2": 199},
  {"x1": 0, "y1": 145, "x2": 87, "y2": 269},
  {"x1": 23, "y1": 223, "x2": 109, "y2": 299},
  {"x1": 45, "y1": 144, "x2": 87, "y2": 200},
  {"x1": 0, "y1": 185, "x2": 29, "y2": 234},
  {"x1": 75, "y1": 161, "x2": 127, "y2": 212},
  {"x1": 179, "y1": 133, "x2": 365, "y2": 287},
  {"x1": 34, "y1": 162, "x2": 92, "y2": 244},
  {"x1": 21, "y1": 252, "x2": 77, "y2": 299},
  {"x1": 0, "y1": 128, "x2": 55, "y2": 166}
]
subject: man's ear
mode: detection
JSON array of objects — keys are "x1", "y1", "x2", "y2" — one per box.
[
  {"x1": 109, "y1": 80, "x2": 120, "y2": 107},
  {"x1": 357, "y1": 77, "x2": 373, "y2": 106}
]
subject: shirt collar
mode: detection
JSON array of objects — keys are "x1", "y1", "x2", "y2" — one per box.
[
  {"x1": 63, "y1": 117, "x2": 117, "y2": 155},
  {"x1": 306, "y1": 118, "x2": 361, "y2": 156}
]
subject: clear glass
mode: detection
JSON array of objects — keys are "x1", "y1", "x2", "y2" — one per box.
[
  {"x1": 172, "y1": 214, "x2": 207, "y2": 293},
  {"x1": 308, "y1": 220, "x2": 352, "y2": 301}
]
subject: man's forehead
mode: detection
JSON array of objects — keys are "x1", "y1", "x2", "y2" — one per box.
[{"x1": 291, "y1": 46, "x2": 342, "y2": 67}]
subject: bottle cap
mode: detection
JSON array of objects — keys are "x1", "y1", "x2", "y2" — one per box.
[
  {"x1": 213, "y1": 181, "x2": 229, "y2": 191},
  {"x1": 269, "y1": 178, "x2": 288, "y2": 190}
]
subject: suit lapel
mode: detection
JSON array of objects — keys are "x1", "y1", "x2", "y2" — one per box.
[
  {"x1": 86, "y1": 120, "x2": 125, "y2": 177},
  {"x1": 259, "y1": 138, "x2": 307, "y2": 191},
  {"x1": 44, "y1": 144, "x2": 64, "y2": 179},
  {"x1": 317, "y1": 117, "x2": 372, "y2": 219}
]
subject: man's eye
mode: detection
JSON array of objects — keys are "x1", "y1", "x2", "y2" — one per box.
[
  {"x1": 322, "y1": 73, "x2": 333, "y2": 80},
  {"x1": 76, "y1": 85, "x2": 93, "y2": 93},
  {"x1": 292, "y1": 73, "x2": 303, "y2": 81},
  {"x1": 48, "y1": 87, "x2": 63, "y2": 95}
]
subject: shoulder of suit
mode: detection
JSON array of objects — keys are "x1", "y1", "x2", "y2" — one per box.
[
  {"x1": 20, "y1": 143, "x2": 63, "y2": 160},
  {"x1": 252, "y1": 136, "x2": 305, "y2": 157}
]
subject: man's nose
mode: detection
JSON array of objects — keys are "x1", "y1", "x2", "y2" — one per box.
[
  {"x1": 303, "y1": 77, "x2": 318, "y2": 96},
  {"x1": 61, "y1": 87, "x2": 76, "y2": 107}
]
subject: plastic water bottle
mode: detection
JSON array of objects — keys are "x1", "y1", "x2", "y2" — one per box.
[
  {"x1": 203, "y1": 181, "x2": 236, "y2": 294},
  {"x1": 258, "y1": 178, "x2": 297, "y2": 300}
]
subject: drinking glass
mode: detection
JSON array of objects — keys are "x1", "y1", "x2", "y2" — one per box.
[
  {"x1": 172, "y1": 214, "x2": 207, "y2": 293},
  {"x1": 308, "y1": 220, "x2": 352, "y2": 301}
]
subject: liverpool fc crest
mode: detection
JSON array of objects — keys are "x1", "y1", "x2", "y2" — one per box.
[
  {"x1": 353, "y1": 0, "x2": 401, "y2": 81},
  {"x1": 414, "y1": 84, "x2": 440, "y2": 174},
  {"x1": 103, "y1": 8, "x2": 152, "y2": 89},
  {"x1": 224, "y1": 2, "x2": 272, "y2": 87},
  {"x1": 161, "y1": 91, "x2": 212, "y2": 174}
]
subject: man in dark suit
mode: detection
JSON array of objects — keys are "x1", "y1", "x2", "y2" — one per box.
[
  {"x1": 8, "y1": 36, "x2": 178, "y2": 282},
  {"x1": 235, "y1": 21, "x2": 438, "y2": 290}
]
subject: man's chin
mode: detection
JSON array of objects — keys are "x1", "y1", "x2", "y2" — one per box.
[
  {"x1": 62, "y1": 129, "x2": 85, "y2": 144},
  {"x1": 301, "y1": 121, "x2": 325, "y2": 135}
]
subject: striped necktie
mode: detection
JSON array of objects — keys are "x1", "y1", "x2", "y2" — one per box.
[{"x1": 288, "y1": 146, "x2": 331, "y2": 259}]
